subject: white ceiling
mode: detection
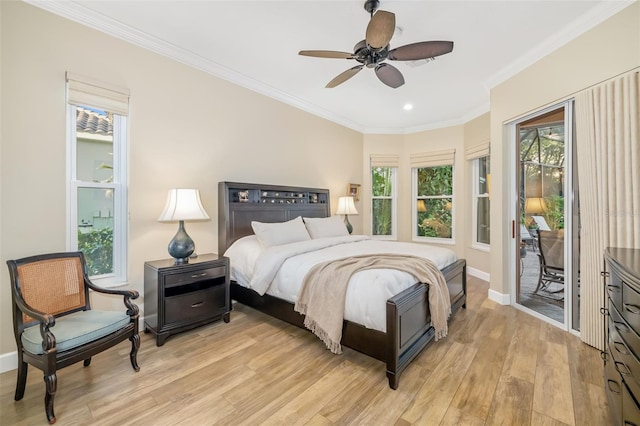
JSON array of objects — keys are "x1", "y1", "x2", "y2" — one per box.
[{"x1": 29, "y1": 0, "x2": 633, "y2": 134}]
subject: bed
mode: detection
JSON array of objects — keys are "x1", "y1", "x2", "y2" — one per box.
[{"x1": 218, "y1": 181, "x2": 467, "y2": 389}]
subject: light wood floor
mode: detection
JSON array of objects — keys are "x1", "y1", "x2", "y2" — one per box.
[{"x1": 0, "y1": 277, "x2": 611, "y2": 425}]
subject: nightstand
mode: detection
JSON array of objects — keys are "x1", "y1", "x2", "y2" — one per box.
[{"x1": 143, "y1": 253, "x2": 230, "y2": 346}]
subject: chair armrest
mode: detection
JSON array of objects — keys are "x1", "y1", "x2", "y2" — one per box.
[
  {"x1": 84, "y1": 278, "x2": 140, "y2": 318},
  {"x1": 13, "y1": 293, "x2": 57, "y2": 352}
]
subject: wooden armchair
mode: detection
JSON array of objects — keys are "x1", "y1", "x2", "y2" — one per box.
[{"x1": 6, "y1": 252, "x2": 140, "y2": 424}]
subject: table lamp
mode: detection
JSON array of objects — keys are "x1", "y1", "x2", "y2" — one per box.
[
  {"x1": 336, "y1": 196, "x2": 358, "y2": 234},
  {"x1": 158, "y1": 188, "x2": 209, "y2": 264}
]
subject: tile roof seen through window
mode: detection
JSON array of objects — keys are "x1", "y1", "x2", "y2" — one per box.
[{"x1": 76, "y1": 107, "x2": 112, "y2": 135}]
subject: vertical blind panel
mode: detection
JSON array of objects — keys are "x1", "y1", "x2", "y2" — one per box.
[
  {"x1": 575, "y1": 69, "x2": 639, "y2": 350},
  {"x1": 465, "y1": 142, "x2": 490, "y2": 160},
  {"x1": 66, "y1": 72, "x2": 130, "y2": 116},
  {"x1": 410, "y1": 149, "x2": 455, "y2": 168},
  {"x1": 370, "y1": 154, "x2": 399, "y2": 168}
]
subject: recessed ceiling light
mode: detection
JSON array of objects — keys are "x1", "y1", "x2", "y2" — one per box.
[{"x1": 403, "y1": 103, "x2": 413, "y2": 111}]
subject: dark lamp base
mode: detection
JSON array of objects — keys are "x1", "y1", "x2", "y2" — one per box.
[{"x1": 168, "y1": 221, "x2": 195, "y2": 264}]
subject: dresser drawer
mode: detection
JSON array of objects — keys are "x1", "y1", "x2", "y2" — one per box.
[
  {"x1": 609, "y1": 318, "x2": 640, "y2": 399},
  {"x1": 623, "y1": 380, "x2": 640, "y2": 426},
  {"x1": 623, "y1": 282, "x2": 640, "y2": 336},
  {"x1": 165, "y1": 284, "x2": 227, "y2": 324},
  {"x1": 165, "y1": 266, "x2": 226, "y2": 287},
  {"x1": 607, "y1": 346, "x2": 623, "y2": 426},
  {"x1": 611, "y1": 302, "x2": 640, "y2": 364}
]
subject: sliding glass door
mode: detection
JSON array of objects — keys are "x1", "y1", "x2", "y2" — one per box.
[{"x1": 513, "y1": 102, "x2": 579, "y2": 331}]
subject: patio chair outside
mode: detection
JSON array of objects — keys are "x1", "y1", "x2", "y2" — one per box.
[{"x1": 535, "y1": 230, "x2": 565, "y2": 294}]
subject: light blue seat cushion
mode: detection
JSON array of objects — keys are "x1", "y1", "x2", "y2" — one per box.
[{"x1": 21, "y1": 310, "x2": 131, "y2": 355}]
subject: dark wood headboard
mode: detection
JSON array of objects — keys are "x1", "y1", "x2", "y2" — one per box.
[{"x1": 218, "y1": 182, "x2": 331, "y2": 254}]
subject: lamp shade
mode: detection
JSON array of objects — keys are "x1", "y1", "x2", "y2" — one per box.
[
  {"x1": 335, "y1": 196, "x2": 358, "y2": 215},
  {"x1": 158, "y1": 189, "x2": 209, "y2": 222},
  {"x1": 417, "y1": 200, "x2": 427, "y2": 212},
  {"x1": 524, "y1": 197, "x2": 547, "y2": 214}
]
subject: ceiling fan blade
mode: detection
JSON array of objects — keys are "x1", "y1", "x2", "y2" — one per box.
[
  {"x1": 326, "y1": 65, "x2": 364, "y2": 88},
  {"x1": 299, "y1": 50, "x2": 355, "y2": 59},
  {"x1": 375, "y1": 63, "x2": 404, "y2": 88},
  {"x1": 388, "y1": 41, "x2": 454, "y2": 61},
  {"x1": 366, "y1": 10, "x2": 395, "y2": 49}
]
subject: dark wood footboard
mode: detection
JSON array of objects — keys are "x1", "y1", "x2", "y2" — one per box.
[
  {"x1": 229, "y1": 258, "x2": 467, "y2": 389},
  {"x1": 385, "y1": 258, "x2": 466, "y2": 389}
]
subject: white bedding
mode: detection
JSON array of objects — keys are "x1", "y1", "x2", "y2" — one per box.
[{"x1": 224, "y1": 235, "x2": 458, "y2": 332}]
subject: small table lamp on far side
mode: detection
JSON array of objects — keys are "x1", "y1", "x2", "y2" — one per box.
[
  {"x1": 158, "y1": 188, "x2": 210, "y2": 264},
  {"x1": 336, "y1": 196, "x2": 358, "y2": 234}
]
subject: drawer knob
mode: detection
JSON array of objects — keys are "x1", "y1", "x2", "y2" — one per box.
[
  {"x1": 608, "y1": 379, "x2": 621, "y2": 394},
  {"x1": 615, "y1": 321, "x2": 630, "y2": 333},
  {"x1": 191, "y1": 272, "x2": 208, "y2": 278},
  {"x1": 614, "y1": 341, "x2": 630, "y2": 355},
  {"x1": 615, "y1": 360, "x2": 631, "y2": 376},
  {"x1": 624, "y1": 304, "x2": 640, "y2": 315},
  {"x1": 191, "y1": 301, "x2": 204, "y2": 308}
]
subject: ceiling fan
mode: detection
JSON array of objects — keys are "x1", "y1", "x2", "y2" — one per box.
[{"x1": 299, "y1": 0, "x2": 454, "y2": 89}]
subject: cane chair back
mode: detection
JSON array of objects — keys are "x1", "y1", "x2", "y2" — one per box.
[{"x1": 15, "y1": 257, "x2": 87, "y2": 325}]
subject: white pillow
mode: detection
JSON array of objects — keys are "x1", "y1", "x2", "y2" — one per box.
[
  {"x1": 303, "y1": 216, "x2": 349, "y2": 239},
  {"x1": 251, "y1": 216, "x2": 311, "y2": 247},
  {"x1": 223, "y1": 235, "x2": 264, "y2": 285}
]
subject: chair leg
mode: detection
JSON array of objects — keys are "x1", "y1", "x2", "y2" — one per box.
[
  {"x1": 83, "y1": 358, "x2": 92, "y2": 367},
  {"x1": 129, "y1": 333, "x2": 140, "y2": 372},
  {"x1": 14, "y1": 357, "x2": 28, "y2": 401},
  {"x1": 44, "y1": 373, "x2": 57, "y2": 424}
]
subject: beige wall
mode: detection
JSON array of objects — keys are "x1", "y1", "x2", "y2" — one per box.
[
  {"x1": 462, "y1": 113, "x2": 491, "y2": 274},
  {"x1": 0, "y1": 2, "x2": 362, "y2": 358},
  {"x1": 489, "y1": 2, "x2": 640, "y2": 298}
]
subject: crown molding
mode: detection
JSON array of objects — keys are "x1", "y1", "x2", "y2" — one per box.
[
  {"x1": 23, "y1": 0, "x2": 367, "y2": 133},
  {"x1": 24, "y1": 0, "x2": 632, "y2": 135}
]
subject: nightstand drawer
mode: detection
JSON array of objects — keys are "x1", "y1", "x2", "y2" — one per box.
[
  {"x1": 165, "y1": 266, "x2": 226, "y2": 287},
  {"x1": 165, "y1": 284, "x2": 226, "y2": 324}
]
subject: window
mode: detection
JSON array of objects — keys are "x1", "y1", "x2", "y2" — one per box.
[
  {"x1": 414, "y1": 165, "x2": 454, "y2": 241},
  {"x1": 371, "y1": 166, "x2": 397, "y2": 238},
  {"x1": 473, "y1": 156, "x2": 490, "y2": 246},
  {"x1": 465, "y1": 142, "x2": 490, "y2": 248},
  {"x1": 66, "y1": 73, "x2": 129, "y2": 286}
]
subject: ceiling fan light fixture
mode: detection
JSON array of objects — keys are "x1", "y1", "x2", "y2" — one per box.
[{"x1": 298, "y1": 1, "x2": 454, "y2": 89}]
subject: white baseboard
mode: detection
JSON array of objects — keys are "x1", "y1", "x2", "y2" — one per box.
[
  {"x1": 0, "y1": 351, "x2": 17, "y2": 374},
  {"x1": 0, "y1": 316, "x2": 146, "y2": 373},
  {"x1": 488, "y1": 288, "x2": 511, "y2": 305},
  {"x1": 467, "y1": 267, "x2": 490, "y2": 282}
]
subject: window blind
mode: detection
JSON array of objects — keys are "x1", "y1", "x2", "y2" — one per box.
[
  {"x1": 465, "y1": 142, "x2": 490, "y2": 160},
  {"x1": 66, "y1": 72, "x2": 130, "y2": 116},
  {"x1": 370, "y1": 154, "x2": 399, "y2": 168},
  {"x1": 410, "y1": 149, "x2": 455, "y2": 168}
]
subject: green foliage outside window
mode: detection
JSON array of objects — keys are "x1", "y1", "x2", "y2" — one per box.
[
  {"x1": 372, "y1": 167, "x2": 393, "y2": 235},
  {"x1": 416, "y1": 166, "x2": 453, "y2": 238},
  {"x1": 77, "y1": 227, "x2": 113, "y2": 276}
]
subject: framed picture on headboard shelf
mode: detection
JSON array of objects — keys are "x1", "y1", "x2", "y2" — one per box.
[{"x1": 348, "y1": 183, "x2": 360, "y2": 201}]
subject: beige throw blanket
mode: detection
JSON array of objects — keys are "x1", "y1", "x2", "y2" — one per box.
[{"x1": 294, "y1": 254, "x2": 451, "y2": 354}]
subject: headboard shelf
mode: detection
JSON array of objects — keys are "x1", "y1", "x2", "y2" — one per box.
[{"x1": 218, "y1": 182, "x2": 331, "y2": 254}]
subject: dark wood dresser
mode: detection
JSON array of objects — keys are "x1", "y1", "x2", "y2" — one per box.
[{"x1": 604, "y1": 247, "x2": 640, "y2": 425}]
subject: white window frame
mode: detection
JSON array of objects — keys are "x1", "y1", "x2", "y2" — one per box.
[
  {"x1": 472, "y1": 156, "x2": 490, "y2": 251},
  {"x1": 371, "y1": 166, "x2": 397, "y2": 240},
  {"x1": 66, "y1": 105, "x2": 128, "y2": 287},
  {"x1": 412, "y1": 165, "x2": 455, "y2": 244}
]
